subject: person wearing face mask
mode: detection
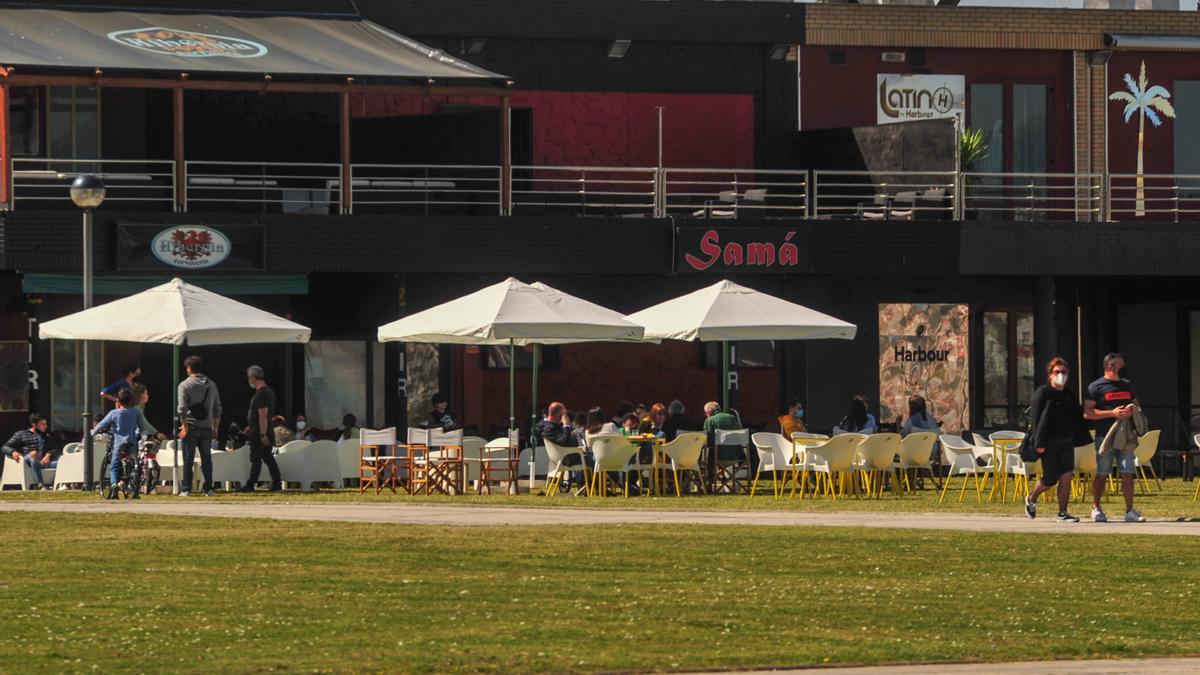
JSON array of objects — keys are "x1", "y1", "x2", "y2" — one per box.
[
  {"x1": 293, "y1": 413, "x2": 315, "y2": 442},
  {"x1": 1023, "y1": 357, "x2": 1092, "y2": 522},
  {"x1": 778, "y1": 399, "x2": 806, "y2": 438}
]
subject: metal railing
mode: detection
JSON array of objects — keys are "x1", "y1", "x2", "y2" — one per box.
[
  {"x1": 509, "y1": 166, "x2": 658, "y2": 217},
  {"x1": 1108, "y1": 174, "x2": 1200, "y2": 222},
  {"x1": 183, "y1": 161, "x2": 342, "y2": 214},
  {"x1": 11, "y1": 158, "x2": 175, "y2": 210},
  {"x1": 9, "y1": 160, "x2": 1200, "y2": 224},
  {"x1": 661, "y1": 168, "x2": 808, "y2": 220},
  {"x1": 812, "y1": 170, "x2": 956, "y2": 220},
  {"x1": 351, "y1": 164, "x2": 503, "y2": 215},
  {"x1": 961, "y1": 172, "x2": 1103, "y2": 221}
]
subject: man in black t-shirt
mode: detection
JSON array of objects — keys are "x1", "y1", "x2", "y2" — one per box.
[
  {"x1": 1083, "y1": 353, "x2": 1141, "y2": 523},
  {"x1": 239, "y1": 365, "x2": 282, "y2": 492}
]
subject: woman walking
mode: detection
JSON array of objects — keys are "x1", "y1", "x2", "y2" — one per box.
[{"x1": 1024, "y1": 357, "x2": 1093, "y2": 522}]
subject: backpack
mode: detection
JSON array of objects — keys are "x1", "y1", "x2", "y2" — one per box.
[{"x1": 187, "y1": 384, "x2": 211, "y2": 422}]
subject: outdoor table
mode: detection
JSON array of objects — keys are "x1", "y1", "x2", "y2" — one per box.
[
  {"x1": 991, "y1": 438, "x2": 1023, "y2": 501},
  {"x1": 626, "y1": 434, "x2": 667, "y2": 495}
]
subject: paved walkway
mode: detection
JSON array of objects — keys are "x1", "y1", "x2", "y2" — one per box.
[
  {"x1": 716, "y1": 657, "x2": 1200, "y2": 673},
  {"x1": 3, "y1": 501, "x2": 1200, "y2": 535}
]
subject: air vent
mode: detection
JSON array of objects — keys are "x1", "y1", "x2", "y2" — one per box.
[{"x1": 881, "y1": 51, "x2": 906, "y2": 63}]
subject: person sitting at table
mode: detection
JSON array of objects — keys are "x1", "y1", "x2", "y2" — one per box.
[
  {"x1": 571, "y1": 410, "x2": 589, "y2": 446},
  {"x1": 272, "y1": 415, "x2": 294, "y2": 446},
  {"x1": 634, "y1": 403, "x2": 650, "y2": 420},
  {"x1": 660, "y1": 400, "x2": 695, "y2": 442},
  {"x1": 833, "y1": 396, "x2": 878, "y2": 435},
  {"x1": 612, "y1": 401, "x2": 635, "y2": 427},
  {"x1": 779, "y1": 399, "x2": 806, "y2": 438},
  {"x1": 900, "y1": 395, "x2": 940, "y2": 437},
  {"x1": 336, "y1": 414, "x2": 359, "y2": 443},
  {"x1": 586, "y1": 407, "x2": 619, "y2": 437},
  {"x1": 427, "y1": 392, "x2": 459, "y2": 431},
  {"x1": 703, "y1": 401, "x2": 755, "y2": 475},
  {"x1": 538, "y1": 401, "x2": 592, "y2": 467},
  {"x1": 293, "y1": 413, "x2": 316, "y2": 443},
  {"x1": 648, "y1": 403, "x2": 667, "y2": 433},
  {"x1": 620, "y1": 413, "x2": 641, "y2": 436}
]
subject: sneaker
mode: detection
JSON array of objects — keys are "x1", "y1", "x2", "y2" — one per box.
[
  {"x1": 268, "y1": 483, "x2": 283, "y2": 492},
  {"x1": 178, "y1": 490, "x2": 191, "y2": 497},
  {"x1": 1024, "y1": 496, "x2": 1037, "y2": 519},
  {"x1": 1125, "y1": 509, "x2": 1146, "y2": 523},
  {"x1": 105, "y1": 486, "x2": 119, "y2": 500},
  {"x1": 1057, "y1": 513, "x2": 1080, "y2": 522},
  {"x1": 204, "y1": 489, "x2": 216, "y2": 497},
  {"x1": 236, "y1": 485, "x2": 256, "y2": 493},
  {"x1": 1091, "y1": 507, "x2": 1108, "y2": 523}
]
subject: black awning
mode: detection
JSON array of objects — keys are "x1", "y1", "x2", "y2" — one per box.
[{"x1": 0, "y1": 8, "x2": 506, "y2": 82}]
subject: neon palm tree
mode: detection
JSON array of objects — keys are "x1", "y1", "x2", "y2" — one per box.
[{"x1": 1109, "y1": 60, "x2": 1175, "y2": 216}]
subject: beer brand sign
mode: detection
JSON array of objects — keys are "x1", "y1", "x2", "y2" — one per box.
[
  {"x1": 152, "y1": 227, "x2": 232, "y2": 269},
  {"x1": 107, "y1": 27, "x2": 268, "y2": 58},
  {"x1": 876, "y1": 74, "x2": 964, "y2": 125}
]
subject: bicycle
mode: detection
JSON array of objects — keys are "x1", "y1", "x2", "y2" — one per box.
[{"x1": 97, "y1": 433, "x2": 147, "y2": 500}]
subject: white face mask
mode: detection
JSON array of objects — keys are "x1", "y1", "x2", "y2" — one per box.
[
  {"x1": 1051, "y1": 373, "x2": 1068, "y2": 387},
  {"x1": 296, "y1": 420, "x2": 306, "y2": 430}
]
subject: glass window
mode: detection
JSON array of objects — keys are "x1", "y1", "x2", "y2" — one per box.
[
  {"x1": 0, "y1": 341, "x2": 29, "y2": 412},
  {"x1": 982, "y1": 311, "x2": 1010, "y2": 426},
  {"x1": 49, "y1": 340, "x2": 103, "y2": 432},
  {"x1": 8, "y1": 87, "x2": 38, "y2": 156},
  {"x1": 1015, "y1": 311, "x2": 1035, "y2": 415},
  {"x1": 1174, "y1": 81, "x2": 1200, "y2": 196},
  {"x1": 484, "y1": 345, "x2": 560, "y2": 369},
  {"x1": 969, "y1": 83, "x2": 1004, "y2": 174},
  {"x1": 304, "y1": 340, "x2": 367, "y2": 430},
  {"x1": 703, "y1": 341, "x2": 775, "y2": 369},
  {"x1": 47, "y1": 86, "x2": 100, "y2": 160},
  {"x1": 1012, "y1": 84, "x2": 1047, "y2": 174}
]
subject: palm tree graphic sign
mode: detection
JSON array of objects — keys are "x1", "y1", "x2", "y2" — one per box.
[{"x1": 1109, "y1": 61, "x2": 1175, "y2": 216}]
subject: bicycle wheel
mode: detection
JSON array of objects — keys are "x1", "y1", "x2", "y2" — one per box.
[
  {"x1": 98, "y1": 450, "x2": 113, "y2": 497},
  {"x1": 144, "y1": 465, "x2": 160, "y2": 495},
  {"x1": 122, "y1": 457, "x2": 138, "y2": 499}
]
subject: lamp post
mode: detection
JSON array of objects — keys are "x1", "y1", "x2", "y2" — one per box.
[{"x1": 70, "y1": 174, "x2": 105, "y2": 491}]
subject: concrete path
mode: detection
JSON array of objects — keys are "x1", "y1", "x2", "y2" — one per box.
[
  {"x1": 716, "y1": 656, "x2": 1200, "y2": 673},
  {"x1": 3, "y1": 501, "x2": 1200, "y2": 535}
]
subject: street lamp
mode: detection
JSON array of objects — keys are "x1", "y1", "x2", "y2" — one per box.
[{"x1": 70, "y1": 174, "x2": 104, "y2": 491}]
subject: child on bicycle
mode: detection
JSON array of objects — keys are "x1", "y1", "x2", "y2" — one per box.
[{"x1": 93, "y1": 388, "x2": 149, "y2": 499}]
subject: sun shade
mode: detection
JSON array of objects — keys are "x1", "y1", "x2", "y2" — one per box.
[{"x1": 0, "y1": 8, "x2": 506, "y2": 81}]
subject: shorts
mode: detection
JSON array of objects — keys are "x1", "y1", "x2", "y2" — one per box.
[
  {"x1": 1095, "y1": 437, "x2": 1137, "y2": 475},
  {"x1": 1039, "y1": 443, "x2": 1074, "y2": 487}
]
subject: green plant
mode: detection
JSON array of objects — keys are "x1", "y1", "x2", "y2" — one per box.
[{"x1": 958, "y1": 127, "x2": 989, "y2": 172}]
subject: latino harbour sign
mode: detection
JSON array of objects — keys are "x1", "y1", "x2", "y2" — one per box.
[{"x1": 877, "y1": 74, "x2": 964, "y2": 125}]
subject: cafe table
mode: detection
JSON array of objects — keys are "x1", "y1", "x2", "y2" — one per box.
[
  {"x1": 991, "y1": 438, "x2": 1024, "y2": 501},
  {"x1": 625, "y1": 434, "x2": 668, "y2": 495}
]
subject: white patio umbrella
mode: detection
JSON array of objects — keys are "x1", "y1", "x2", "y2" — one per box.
[
  {"x1": 627, "y1": 279, "x2": 857, "y2": 411},
  {"x1": 378, "y1": 276, "x2": 645, "y2": 490},
  {"x1": 40, "y1": 277, "x2": 311, "y2": 492}
]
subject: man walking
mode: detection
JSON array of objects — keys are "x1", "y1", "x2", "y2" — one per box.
[
  {"x1": 177, "y1": 355, "x2": 221, "y2": 497},
  {"x1": 1083, "y1": 353, "x2": 1144, "y2": 523},
  {"x1": 239, "y1": 365, "x2": 282, "y2": 493}
]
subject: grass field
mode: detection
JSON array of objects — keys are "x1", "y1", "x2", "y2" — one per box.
[
  {"x1": 3, "y1": 513, "x2": 1200, "y2": 673},
  {"x1": 4, "y1": 474, "x2": 1199, "y2": 518}
]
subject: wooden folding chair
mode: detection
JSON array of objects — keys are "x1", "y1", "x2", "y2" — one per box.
[
  {"x1": 405, "y1": 427, "x2": 434, "y2": 495},
  {"x1": 358, "y1": 427, "x2": 397, "y2": 495},
  {"x1": 425, "y1": 429, "x2": 465, "y2": 495},
  {"x1": 480, "y1": 429, "x2": 520, "y2": 495}
]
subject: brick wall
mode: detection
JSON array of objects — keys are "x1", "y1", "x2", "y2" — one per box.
[{"x1": 806, "y1": 5, "x2": 1200, "y2": 50}]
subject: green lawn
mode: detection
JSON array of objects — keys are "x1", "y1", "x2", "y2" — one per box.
[
  {"x1": 4, "y1": 474, "x2": 1199, "y2": 519},
  {"x1": 3, "y1": 514, "x2": 1200, "y2": 673}
]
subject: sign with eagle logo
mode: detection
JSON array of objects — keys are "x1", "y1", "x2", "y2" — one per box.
[
  {"x1": 151, "y1": 226, "x2": 232, "y2": 269},
  {"x1": 116, "y1": 223, "x2": 263, "y2": 271}
]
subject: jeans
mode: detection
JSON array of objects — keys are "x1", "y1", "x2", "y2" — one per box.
[
  {"x1": 23, "y1": 452, "x2": 46, "y2": 486},
  {"x1": 246, "y1": 437, "x2": 281, "y2": 487},
  {"x1": 108, "y1": 445, "x2": 132, "y2": 486},
  {"x1": 182, "y1": 428, "x2": 214, "y2": 492}
]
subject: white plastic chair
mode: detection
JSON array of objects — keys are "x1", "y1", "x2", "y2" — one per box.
[
  {"x1": 460, "y1": 436, "x2": 487, "y2": 488},
  {"x1": 750, "y1": 431, "x2": 799, "y2": 498},
  {"x1": 856, "y1": 433, "x2": 901, "y2": 498},
  {"x1": 660, "y1": 432, "x2": 706, "y2": 496},
  {"x1": 1, "y1": 454, "x2": 39, "y2": 490},
  {"x1": 588, "y1": 434, "x2": 639, "y2": 497},
  {"x1": 210, "y1": 445, "x2": 251, "y2": 490},
  {"x1": 939, "y1": 434, "x2": 993, "y2": 503},
  {"x1": 336, "y1": 437, "x2": 363, "y2": 487},
  {"x1": 895, "y1": 431, "x2": 938, "y2": 494},
  {"x1": 543, "y1": 438, "x2": 589, "y2": 496},
  {"x1": 275, "y1": 440, "x2": 341, "y2": 492},
  {"x1": 802, "y1": 434, "x2": 862, "y2": 500},
  {"x1": 1133, "y1": 430, "x2": 1161, "y2": 492},
  {"x1": 1005, "y1": 449, "x2": 1040, "y2": 503}
]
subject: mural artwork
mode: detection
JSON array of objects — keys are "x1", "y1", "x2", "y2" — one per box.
[
  {"x1": 1110, "y1": 60, "x2": 1176, "y2": 216},
  {"x1": 879, "y1": 303, "x2": 969, "y2": 433}
]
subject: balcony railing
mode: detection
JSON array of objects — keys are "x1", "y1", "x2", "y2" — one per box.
[{"x1": 6, "y1": 160, "x2": 1198, "y2": 222}]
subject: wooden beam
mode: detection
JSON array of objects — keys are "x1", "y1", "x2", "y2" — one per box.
[
  {"x1": 173, "y1": 87, "x2": 185, "y2": 212},
  {"x1": 2, "y1": 73, "x2": 507, "y2": 98},
  {"x1": 340, "y1": 91, "x2": 351, "y2": 214},
  {"x1": 0, "y1": 82, "x2": 9, "y2": 207}
]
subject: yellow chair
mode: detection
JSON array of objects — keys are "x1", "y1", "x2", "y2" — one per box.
[
  {"x1": 1132, "y1": 430, "x2": 1161, "y2": 493},
  {"x1": 1071, "y1": 444, "x2": 1098, "y2": 502},
  {"x1": 801, "y1": 434, "x2": 862, "y2": 500},
  {"x1": 938, "y1": 435, "x2": 992, "y2": 503},
  {"x1": 895, "y1": 432, "x2": 938, "y2": 494},
  {"x1": 855, "y1": 433, "x2": 901, "y2": 498}
]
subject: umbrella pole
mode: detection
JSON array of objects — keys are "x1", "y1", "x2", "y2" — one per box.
[
  {"x1": 508, "y1": 339, "x2": 516, "y2": 495},
  {"x1": 529, "y1": 343, "x2": 540, "y2": 494},
  {"x1": 721, "y1": 341, "x2": 730, "y2": 412},
  {"x1": 172, "y1": 344, "x2": 181, "y2": 495}
]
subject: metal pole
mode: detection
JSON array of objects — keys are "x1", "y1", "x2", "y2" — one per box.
[
  {"x1": 721, "y1": 341, "x2": 730, "y2": 412},
  {"x1": 81, "y1": 208, "x2": 94, "y2": 491},
  {"x1": 172, "y1": 344, "x2": 180, "y2": 495},
  {"x1": 529, "y1": 343, "x2": 540, "y2": 493}
]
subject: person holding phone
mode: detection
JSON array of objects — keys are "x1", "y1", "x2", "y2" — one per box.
[{"x1": 1084, "y1": 353, "x2": 1144, "y2": 523}]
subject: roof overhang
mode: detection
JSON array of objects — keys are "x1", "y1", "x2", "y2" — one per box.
[
  {"x1": 0, "y1": 8, "x2": 509, "y2": 86},
  {"x1": 1105, "y1": 34, "x2": 1200, "y2": 51}
]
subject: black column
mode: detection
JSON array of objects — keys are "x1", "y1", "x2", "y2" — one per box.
[{"x1": 1033, "y1": 275, "x2": 1057, "y2": 375}]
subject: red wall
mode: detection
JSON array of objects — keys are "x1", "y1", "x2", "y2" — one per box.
[
  {"x1": 800, "y1": 46, "x2": 1075, "y2": 172},
  {"x1": 354, "y1": 91, "x2": 755, "y2": 168},
  {"x1": 459, "y1": 342, "x2": 780, "y2": 434}
]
